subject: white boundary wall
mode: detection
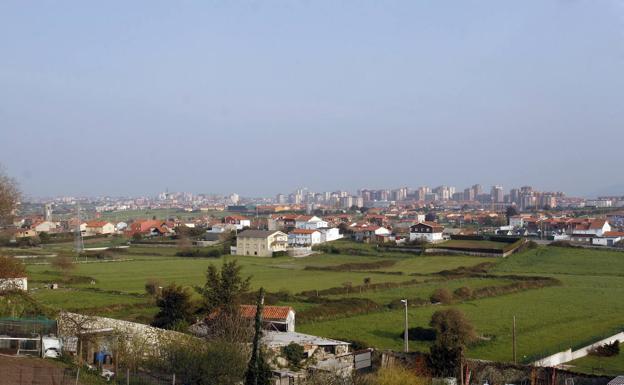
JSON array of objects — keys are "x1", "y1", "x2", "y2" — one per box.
[{"x1": 534, "y1": 331, "x2": 624, "y2": 367}]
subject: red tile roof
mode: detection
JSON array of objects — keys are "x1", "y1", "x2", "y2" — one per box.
[
  {"x1": 604, "y1": 231, "x2": 624, "y2": 237},
  {"x1": 239, "y1": 305, "x2": 293, "y2": 321},
  {"x1": 589, "y1": 219, "x2": 608, "y2": 230}
]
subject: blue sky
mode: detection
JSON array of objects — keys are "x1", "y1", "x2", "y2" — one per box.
[{"x1": 1, "y1": 1, "x2": 623, "y2": 197}]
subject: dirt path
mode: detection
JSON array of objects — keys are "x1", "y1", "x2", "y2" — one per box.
[{"x1": 0, "y1": 356, "x2": 77, "y2": 385}]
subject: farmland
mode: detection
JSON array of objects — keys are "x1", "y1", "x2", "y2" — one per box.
[{"x1": 10, "y1": 239, "x2": 624, "y2": 370}]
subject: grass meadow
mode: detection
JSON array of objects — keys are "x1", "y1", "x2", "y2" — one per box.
[{"x1": 10, "y1": 239, "x2": 624, "y2": 371}]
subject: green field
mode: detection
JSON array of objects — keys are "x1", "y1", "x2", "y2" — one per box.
[
  {"x1": 10, "y1": 239, "x2": 624, "y2": 371},
  {"x1": 567, "y1": 344, "x2": 624, "y2": 376}
]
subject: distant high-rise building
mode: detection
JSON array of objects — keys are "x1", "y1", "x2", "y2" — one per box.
[
  {"x1": 229, "y1": 193, "x2": 240, "y2": 205},
  {"x1": 340, "y1": 195, "x2": 354, "y2": 209},
  {"x1": 491, "y1": 185, "x2": 504, "y2": 203},
  {"x1": 433, "y1": 186, "x2": 451, "y2": 201},
  {"x1": 471, "y1": 184, "x2": 482, "y2": 198},
  {"x1": 44, "y1": 203, "x2": 53, "y2": 221},
  {"x1": 464, "y1": 188, "x2": 474, "y2": 201},
  {"x1": 510, "y1": 189, "x2": 520, "y2": 205},
  {"x1": 276, "y1": 193, "x2": 286, "y2": 204}
]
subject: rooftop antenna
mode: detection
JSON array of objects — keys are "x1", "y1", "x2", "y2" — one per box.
[{"x1": 74, "y1": 202, "x2": 84, "y2": 257}]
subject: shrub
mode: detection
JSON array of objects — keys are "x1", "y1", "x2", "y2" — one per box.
[
  {"x1": 453, "y1": 286, "x2": 473, "y2": 300},
  {"x1": 304, "y1": 260, "x2": 396, "y2": 272},
  {"x1": 145, "y1": 279, "x2": 163, "y2": 296},
  {"x1": 282, "y1": 342, "x2": 305, "y2": 369},
  {"x1": 297, "y1": 298, "x2": 381, "y2": 322},
  {"x1": 430, "y1": 288, "x2": 453, "y2": 304},
  {"x1": 588, "y1": 340, "x2": 620, "y2": 357},
  {"x1": 176, "y1": 248, "x2": 222, "y2": 258},
  {"x1": 272, "y1": 251, "x2": 288, "y2": 257},
  {"x1": 550, "y1": 240, "x2": 580, "y2": 248},
  {"x1": 0, "y1": 256, "x2": 27, "y2": 279},
  {"x1": 363, "y1": 366, "x2": 429, "y2": 385}
]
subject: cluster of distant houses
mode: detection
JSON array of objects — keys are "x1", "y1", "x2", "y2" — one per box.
[{"x1": 506, "y1": 214, "x2": 624, "y2": 246}]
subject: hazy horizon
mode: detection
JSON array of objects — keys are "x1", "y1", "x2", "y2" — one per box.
[{"x1": 2, "y1": 1, "x2": 623, "y2": 198}]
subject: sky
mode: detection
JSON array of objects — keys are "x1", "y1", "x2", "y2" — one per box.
[{"x1": 1, "y1": 1, "x2": 623, "y2": 198}]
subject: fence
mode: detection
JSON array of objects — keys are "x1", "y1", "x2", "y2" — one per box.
[{"x1": 533, "y1": 331, "x2": 624, "y2": 367}]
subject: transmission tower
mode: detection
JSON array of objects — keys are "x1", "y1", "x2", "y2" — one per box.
[{"x1": 74, "y1": 202, "x2": 84, "y2": 256}]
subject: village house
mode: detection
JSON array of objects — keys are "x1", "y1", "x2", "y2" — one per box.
[
  {"x1": 191, "y1": 305, "x2": 296, "y2": 335},
  {"x1": 127, "y1": 220, "x2": 171, "y2": 237},
  {"x1": 318, "y1": 227, "x2": 342, "y2": 243},
  {"x1": 572, "y1": 219, "x2": 611, "y2": 237},
  {"x1": 236, "y1": 229, "x2": 288, "y2": 257},
  {"x1": 295, "y1": 216, "x2": 328, "y2": 230},
  {"x1": 409, "y1": 221, "x2": 445, "y2": 243},
  {"x1": 592, "y1": 231, "x2": 624, "y2": 247},
  {"x1": 84, "y1": 220, "x2": 116, "y2": 236},
  {"x1": 268, "y1": 214, "x2": 300, "y2": 231},
  {"x1": 209, "y1": 223, "x2": 239, "y2": 233},
  {"x1": 240, "y1": 305, "x2": 295, "y2": 332},
  {"x1": 223, "y1": 215, "x2": 251, "y2": 230},
  {"x1": 350, "y1": 225, "x2": 391, "y2": 242},
  {"x1": 31, "y1": 220, "x2": 59, "y2": 233},
  {"x1": 288, "y1": 228, "x2": 322, "y2": 247}
]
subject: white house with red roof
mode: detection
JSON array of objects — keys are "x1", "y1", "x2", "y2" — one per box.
[
  {"x1": 592, "y1": 231, "x2": 624, "y2": 247},
  {"x1": 350, "y1": 225, "x2": 391, "y2": 242},
  {"x1": 194, "y1": 305, "x2": 296, "y2": 333},
  {"x1": 295, "y1": 215, "x2": 328, "y2": 230},
  {"x1": 84, "y1": 220, "x2": 116, "y2": 236},
  {"x1": 572, "y1": 219, "x2": 611, "y2": 237},
  {"x1": 239, "y1": 305, "x2": 296, "y2": 332},
  {"x1": 31, "y1": 220, "x2": 59, "y2": 233},
  {"x1": 223, "y1": 215, "x2": 251, "y2": 230},
  {"x1": 288, "y1": 228, "x2": 322, "y2": 246}
]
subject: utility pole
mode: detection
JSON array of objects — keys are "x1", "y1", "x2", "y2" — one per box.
[
  {"x1": 401, "y1": 299, "x2": 408, "y2": 352},
  {"x1": 513, "y1": 315, "x2": 517, "y2": 364}
]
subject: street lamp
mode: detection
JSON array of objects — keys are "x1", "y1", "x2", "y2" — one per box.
[{"x1": 400, "y1": 299, "x2": 408, "y2": 352}]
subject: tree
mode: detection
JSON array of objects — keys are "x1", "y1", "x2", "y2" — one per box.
[
  {"x1": 244, "y1": 288, "x2": 272, "y2": 385},
  {"x1": 152, "y1": 283, "x2": 195, "y2": 330},
  {"x1": 428, "y1": 308, "x2": 476, "y2": 377},
  {"x1": 425, "y1": 212, "x2": 437, "y2": 222},
  {"x1": 145, "y1": 278, "x2": 163, "y2": 297},
  {"x1": 149, "y1": 333, "x2": 247, "y2": 385},
  {"x1": 453, "y1": 286, "x2": 473, "y2": 300},
  {"x1": 176, "y1": 226, "x2": 192, "y2": 251},
  {"x1": 0, "y1": 256, "x2": 27, "y2": 279},
  {"x1": 196, "y1": 260, "x2": 251, "y2": 314},
  {"x1": 0, "y1": 167, "x2": 20, "y2": 226},
  {"x1": 51, "y1": 256, "x2": 76, "y2": 280},
  {"x1": 282, "y1": 343, "x2": 305, "y2": 369},
  {"x1": 430, "y1": 288, "x2": 453, "y2": 304},
  {"x1": 506, "y1": 206, "x2": 519, "y2": 224}
]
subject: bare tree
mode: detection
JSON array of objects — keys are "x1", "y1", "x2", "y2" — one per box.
[
  {"x1": 51, "y1": 256, "x2": 76, "y2": 281},
  {"x1": 0, "y1": 167, "x2": 20, "y2": 226},
  {"x1": 0, "y1": 256, "x2": 27, "y2": 279},
  {"x1": 58, "y1": 312, "x2": 98, "y2": 365}
]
